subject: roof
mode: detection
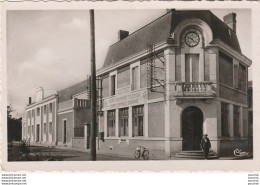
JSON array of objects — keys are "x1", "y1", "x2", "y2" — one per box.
[
  {"x1": 58, "y1": 79, "x2": 89, "y2": 103},
  {"x1": 101, "y1": 10, "x2": 241, "y2": 69}
]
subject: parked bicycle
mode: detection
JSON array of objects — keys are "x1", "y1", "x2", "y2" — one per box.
[{"x1": 134, "y1": 145, "x2": 149, "y2": 160}]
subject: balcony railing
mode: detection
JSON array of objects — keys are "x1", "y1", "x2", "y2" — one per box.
[
  {"x1": 175, "y1": 82, "x2": 214, "y2": 98},
  {"x1": 74, "y1": 98, "x2": 90, "y2": 109}
]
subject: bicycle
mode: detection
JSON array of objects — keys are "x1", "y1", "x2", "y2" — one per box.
[{"x1": 134, "y1": 145, "x2": 149, "y2": 160}]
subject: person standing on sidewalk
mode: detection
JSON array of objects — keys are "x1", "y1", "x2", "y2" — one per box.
[{"x1": 200, "y1": 134, "x2": 211, "y2": 159}]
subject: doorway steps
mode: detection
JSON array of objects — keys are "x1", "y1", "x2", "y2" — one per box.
[{"x1": 173, "y1": 150, "x2": 218, "y2": 159}]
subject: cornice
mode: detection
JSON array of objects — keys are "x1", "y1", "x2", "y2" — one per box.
[
  {"x1": 97, "y1": 40, "x2": 168, "y2": 76},
  {"x1": 208, "y1": 40, "x2": 252, "y2": 66},
  {"x1": 26, "y1": 95, "x2": 57, "y2": 110}
]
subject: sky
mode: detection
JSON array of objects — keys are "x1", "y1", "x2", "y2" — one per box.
[{"x1": 6, "y1": 9, "x2": 252, "y2": 117}]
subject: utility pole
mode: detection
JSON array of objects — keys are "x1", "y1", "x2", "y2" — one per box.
[{"x1": 90, "y1": 9, "x2": 97, "y2": 161}]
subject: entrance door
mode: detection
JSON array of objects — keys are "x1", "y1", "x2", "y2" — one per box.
[
  {"x1": 182, "y1": 106, "x2": 203, "y2": 150},
  {"x1": 36, "y1": 125, "x2": 40, "y2": 142},
  {"x1": 63, "y1": 120, "x2": 67, "y2": 144}
]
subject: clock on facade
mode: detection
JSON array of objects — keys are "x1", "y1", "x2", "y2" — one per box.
[{"x1": 185, "y1": 32, "x2": 200, "y2": 47}]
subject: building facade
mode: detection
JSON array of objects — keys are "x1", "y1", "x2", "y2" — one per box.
[
  {"x1": 22, "y1": 80, "x2": 91, "y2": 148},
  {"x1": 23, "y1": 87, "x2": 58, "y2": 146},
  {"x1": 22, "y1": 10, "x2": 252, "y2": 158},
  {"x1": 97, "y1": 10, "x2": 252, "y2": 157}
]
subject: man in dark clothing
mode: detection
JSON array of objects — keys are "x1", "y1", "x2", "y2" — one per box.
[{"x1": 200, "y1": 134, "x2": 211, "y2": 159}]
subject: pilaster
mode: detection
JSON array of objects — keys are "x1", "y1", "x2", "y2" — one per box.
[
  {"x1": 115, "y1": 109, "x2": 119, "y2": 137},
  {"x1": 199, "y1": 50, "x2": 205, "y2": 82},
  {"x1": 164, "y1": 48, "x2": 175, "y2": 155},
  {"x1": 229, "y1": 104, "x2": 234, "y2": 137},
  {"x1": 129, "y1": 106, "x2": 133, "y2": 137},
  {"x1": 104, "y1": 110, "x2": 107, "y2": 137},
  {"x1": 181, "y1": 53, "x2": 185, "y2": 82},
  {"x1": 239, "y1": 106, "x2": 243, "y2": 137},
  {"x1": 144, "y1": 103, "x2": 149, "y2": 137}
]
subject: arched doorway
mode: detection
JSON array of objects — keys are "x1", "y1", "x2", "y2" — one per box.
[{"x1": 182, "y1": 106, "x2": 203, "y2": 150}]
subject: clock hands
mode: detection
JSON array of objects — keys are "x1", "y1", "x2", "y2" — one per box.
[
  {"x1": 185, "y1": 32, "x2": 200, "y2": 47},
  {"x1": 187, "y1": 36, "x2": 195, "y2": 42}
]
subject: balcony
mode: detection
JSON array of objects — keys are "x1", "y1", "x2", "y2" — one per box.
[
  {"x1": 175, "y1": 82, "x2": 215, "y2": 98},
  {"x1": 74, "y1": 98, "x2": 90, "y2": 109},
  {"x1": 58, "y1": 98, "x2": 90, "y2": 112}
]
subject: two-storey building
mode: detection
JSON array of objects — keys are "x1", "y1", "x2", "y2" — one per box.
[
  {"x1": 23, "y1": 87, "x2": 58, "y2": 146},
  {"x1": 97, "y1": 10, "x2": 252, "y2": 157},
  {"x1": 23, "y1": 79, "x2": 91, "y2": 148}
]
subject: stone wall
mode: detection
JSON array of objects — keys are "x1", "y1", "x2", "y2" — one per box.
[{"x1": 72, "y1": 137, "x2": 86, "y2": 149}]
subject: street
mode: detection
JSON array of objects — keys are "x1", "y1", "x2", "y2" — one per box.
[{"x1": 27, "y1": 145, "x2": 135, "y2": 161}]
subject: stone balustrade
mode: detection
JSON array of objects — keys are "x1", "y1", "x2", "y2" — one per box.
[
  {"x1": 175, "y1": 82, "x2": 214, "y2": 98},
  {"x1": 74, "y1": 98, "x2": 90, "y2": 109}
]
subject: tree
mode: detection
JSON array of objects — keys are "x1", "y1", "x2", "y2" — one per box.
[{"x1": 7, "y1": 105, "x2": 22, "y2": 141}]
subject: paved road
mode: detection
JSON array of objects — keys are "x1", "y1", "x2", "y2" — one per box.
[{"x1": 28, "y1": 145, "x2": 135, "y2": 161}]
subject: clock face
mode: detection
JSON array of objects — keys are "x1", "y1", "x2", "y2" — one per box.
[{"x1": 185, "y1": 32, "x2": 200, "y2": 47}]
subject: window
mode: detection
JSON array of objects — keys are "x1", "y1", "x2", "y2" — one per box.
[
  {"x1": 185, "y1": 54, "x2": 199, "y2": 82},
  {"x1": 27, "y1": 111, "x2": 31, "y2": 120},
  {"x1": 233, "y1": 105, "x2": 240, "y2": 137},
  {"x1": 32, "y1": 125, "x2": 34, "y2": 135},
  {"x1": 119, "y1": 108, "x2": 128, "y2": 136},
  {"x1": 49, "y1": 103, "x2": 53, "y2": 113},
  {"x1": 49, "y1": 122, "x2": 53, "y2": 134},
  {"x1": 36, "y1": 108, "x2": 40, "y2": 116},
  {"x1": 110, "y1": 75, "x2": 116, "y2": 96},
  {"x1": 44, "y1": 123, "x2": 47, "y2": 134},
  {"x1": 140, "y1": 59, "x2": 147, "y2": 88},
  {"x1": 221, "y1": 102, "x2": 229, "y2": 137},
  {"x1": 107, "y1": 110, "x2": 116, "y2": 137},
  {"x1": 32, "y1": 110, "x2": 35, "y2": 118},
  {"x1": 219, "y1": 52, "x2": 233, "y2": 87},
  {"x1": 131, "y1": 66, "x2": 139, "y2": 90},
  {"x1": 44, "y1": 105, "x2": 47, "y2": 114},
  {"x1": 101, "y1": 74, "x2": 109, "y2": 98},
  {"x1": 238, "y1": 64, "x2": 247, "y2": 92},
  {"x1": 133, "y1": 105, "x2": 144, "y2": 136},
  {"x1": 117, "y1": 66, "x2": 130, "y2": 88}
]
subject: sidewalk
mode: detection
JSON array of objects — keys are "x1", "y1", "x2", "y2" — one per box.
[{"x1": 29, "y1": 143, "x2": 252, "y2": 161}]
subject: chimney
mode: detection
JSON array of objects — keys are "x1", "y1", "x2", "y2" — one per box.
[
  {"x1": 118, "y1": 30, "x2": 129, "y2": 41},
  {"x1": 36, "y1": 87, "x2": 44, "y2": 102},
  {"x1": 28, "y1": 97, "x2": 32, "y2": 105},
  {"x1": 223, "y1": 13, "x2": 237, "y2": 32}
]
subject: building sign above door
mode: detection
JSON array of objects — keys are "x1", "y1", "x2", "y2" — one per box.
[{"x1": 103, "y1": 86, "x2": 148, "y2": 109}]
